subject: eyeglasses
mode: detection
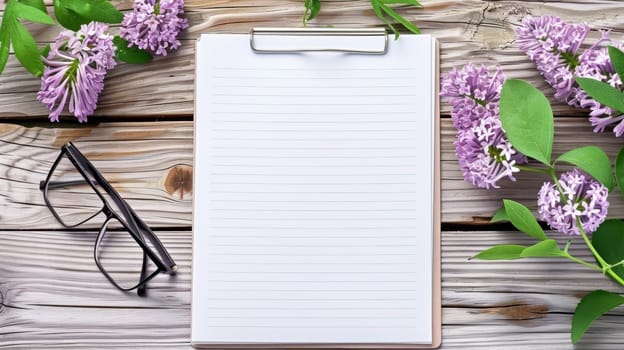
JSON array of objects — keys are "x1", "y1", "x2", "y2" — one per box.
[{"x1": 40, "y1": 142, "x2": 176, "y2": 296}]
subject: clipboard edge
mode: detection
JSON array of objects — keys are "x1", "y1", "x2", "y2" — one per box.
[{"x1": 430, "y1": 36, "x2": 442, "y2": 350}]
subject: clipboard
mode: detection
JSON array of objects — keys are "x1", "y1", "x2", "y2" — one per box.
[{"x1": 191, "y1": 28, "x2": 441, "y2": 349}]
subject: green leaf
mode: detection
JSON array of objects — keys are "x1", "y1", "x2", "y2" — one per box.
[
  {"x1": 377, "y1": 2, "x2": 420, "y2": 34},
  {"x1": 503, "y1": 199, "x2": 547, "y2": 241},
  {"x1": 40, "y1": 43, "x2": 50, "y2": 58},
  {"x1": 373, "y1": 11, "x2": 399, "y2": 40},
  {"x1": 370, "y1": 0, "x2": 421, "y2": 38},
  {"x1": 13, "y1": 1, "x2": 56, "y2": 25},
  {"x1": 382, "y1": 0, "x2": 421, "y2": 4},
  {"x1": 608, "y1": 46, "x2": 624, "y2": 85},
  {"x1": 616, "y1": 146, "x2": 624, "y2": 199},
  {"x1": 500, "y1": 79, "x2": 554, "y2": 165},
  {"x1": 113, "y1": 36, "x2": 153, "y2": 64},
  {"x1": 0, "y1": 0, "x2": 54, "y2": 76},
  {"x1": 556, "y1": 146, "x2": 615, "y2": 191},
  {"x1": 11, "y1": 21, "x2": 44, "y2": 77},
  {"x1": 63, "y1": 0, "x2": 124, "y2": 24},
  {"x1": 572, "y1": 290, "x2": 624, "y2": 344},
  {"x1": 53, "y1": 0, "x2": 90, "y2": 31},
  {"x1": 303, "y1": 0, "x2": 321, "y2": 25},
  {"x1": 490, "y1": 206, "x2": 509, "y2": 223},
  {"x1": 0, "y1": 10, "x2": 12, "y2": 76},
  {"x1": 16, "y1": 0, "x2": 47, "y2": 13},
  {"x1": 472, "y1": 245, "x2": 526, "y2": 260},
  {"x1": 575, "y1": 77, "x2": 624, "y2": 114},
  {"x1": 473, "y1": 240, "x2": 566, "y2": 261},
  {"x1": 520, "y1": 239, "x2": 565, "y2": 258},
  {"x1": 370, "y1": 0, "x2": 382, "y2": 16},
  {"x1": 592, "y1": 220, "x2": 624, "y2": 281}
]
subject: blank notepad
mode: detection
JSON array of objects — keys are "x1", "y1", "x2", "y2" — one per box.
[{"x1": 192, "y1": 31, "x2": 439, "y2": 348}]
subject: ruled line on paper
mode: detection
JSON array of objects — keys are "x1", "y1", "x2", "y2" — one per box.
[
  {"x1": 212, "y1": 75, "x2": 420, "y2": 80},
  {"x1": 211, "y1": 146, "x2": 421, "y2": 150},
  {"x1": 204, "y1": 280, "x2": 423, "y2": 283},
  {"x1": 209, "y1": 111, "x2": 415, "y2": 115},
  {"x1": 199, "y1": 260, "x2": 420, "y2": 264},
  {"x1": 212, "y1": 155, "x2": 419, "y2": 158},
  {"x1": 200, "y1": 326, "x2": 423, "y2": 329},
  {"x1": 213, "y1": 93, "x2": 419, "y2": 97},
  {"x1": 208, "y1": 208, "x2": 420, "y2": 211},
  {"x1": 212, "y1": 85, "x2": 420, "y2": 89},
  {"x1": 213, "y1": 67, "x2": 417, "y2": 71},
  {"x1": 211, "y1": 129, "x2": 419, "y2": 132},
  {"x1": 211, "y1": 121, "x2": 419, "y2": 124},
  {"x1": 212, "y1": 102, "x2": 413, "y2": 106},
  {"x1": 209, "y1": 199, "x2": 421, "y2": 202},
  {"x1": 209, "y1": 244, "x2": 420, "y2": 248}
]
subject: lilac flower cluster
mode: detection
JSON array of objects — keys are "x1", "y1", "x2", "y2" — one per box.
[
  {"x1": 516, "y1": 15, "x2": 624, "y2": 136},
  {"x1": 120, "y1": 0, "x2": 188, "y2": 57},
  {"x1": 441, "y1": 64, "x2": 504, "y2": 130},
  {"x1": 37, "y1": 22, "x2": 116, "y2": 122},
  {"x1": 37, "y1": 0, "x2": 188, "y2": 122},
  {"x1": 441, "y1": 64, "x2": 527, "y2": 189},
  {"x1": 538, "y1": 169, "x2": 609, "y2": 235}
]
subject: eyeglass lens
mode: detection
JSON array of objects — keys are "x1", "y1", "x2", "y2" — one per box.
[
  {"x1": 45, "y1": 152, "x2": 103, "y2": 227},
  {"x1": 96, "y1": 217, "x2": 160, "y2": 290}
]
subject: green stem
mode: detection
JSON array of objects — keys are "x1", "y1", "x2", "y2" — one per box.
[
  {"x1": 565, "y1": 253, "x2": 602, "y2": 272},
  {"x1": 516, "y1": 165, "x2": 552, "y2": 175},
  {"x1": 548, "y1": 167, "x2": 566, "y2": 197},
  {"x1": 564, "y1": 239, "x2": 572, "y2": 253},
  {"x1": 609, "y1": 259, "x2": 624, "y2": 270},
  {"x1": 578, "y1": 220, "x2": 624, "y2": 286}
]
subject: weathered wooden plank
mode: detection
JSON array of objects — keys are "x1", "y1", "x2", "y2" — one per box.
[
  {"x1": 0, "y1": 229, "x2": 192, "y2": 349},
  {"x1": 1, "y1": 119, "x2": 622, "y2": 228},
  {"x1": 0, "y1": 122, "x2": 194, "y2": 229},
  {"x1": 1, "y1": 229, "x2": 623, "y2": 349},
  {"x1": 1, "y1": 0, "x2": 623, "y2": 119}
]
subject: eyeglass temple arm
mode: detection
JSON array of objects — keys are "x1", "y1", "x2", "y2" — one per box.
[
  {"x1": 39, "y1": 179, "x2": 89, "y2": 190},
  {"x1": 127, "y1": 210, "x2": 177, "y2": 275},
  {"x1": 137, "y1": 252, "x2": 149, "y2": 296},
  {"x1": 97, "y1": 184, "x2": 177, "y2": 275}
]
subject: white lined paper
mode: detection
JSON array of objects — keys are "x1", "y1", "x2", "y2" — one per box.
[{"x1": 192, "y1": 33, "x2": 435, "y2": 345}]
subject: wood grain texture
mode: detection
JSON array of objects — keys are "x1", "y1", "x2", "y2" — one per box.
[
  {"x1": 2, "y1": 229, "x2": 624, "y2": 349},
  {"x1": 1, "y1": 119, "x2": 623, "y2": 228},
  {"x1": 0, "y1": 122, "x2": 193, "y2": 229},
  {"x1": 2, "y1": 1, "x2": 624, "y2": 348},
  {"x1": 1, "y1": 0, "x2": 623, "y2": 119}
]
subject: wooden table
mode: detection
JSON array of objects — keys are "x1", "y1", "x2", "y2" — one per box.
[{"x1": 2, "y1": 1, "x2": 624, "y2": 348}]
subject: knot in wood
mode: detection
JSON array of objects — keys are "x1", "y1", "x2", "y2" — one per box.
[
  {"x1": 164, "y1": 165, "x2": 193, "y2": 199},
  {"x1": 486, "y1": 303, "x2": 549, "y2": 321}
]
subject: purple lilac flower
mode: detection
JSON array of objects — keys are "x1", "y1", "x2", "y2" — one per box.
[
  {"x1": 516, "y1": 15, "x2": 590, "y2": 105},
  {"x1": 455, "y1": 115, "x2": 526, "y2": 189},
  {"x1": 576, "y1": 43, "x2": 624, "y2": 135},
  {"x1": 120, "y1": 0, "x2": 188, "y2": 57},
  {"x1": 441, "y1": 64, "x2": 505, "y2": 130},
  {"x1": 37, "y1": 22, "x2": 116, "y2": 122},
  {"x1": 516, "y1": 15, "x2": 624, "y2": 136},
  {"x1": 537, "y1": 169, "x2": 609, "y2": 235},
  {"x1": 442, "y1": 64, "x2": 526, "y2": 188}
]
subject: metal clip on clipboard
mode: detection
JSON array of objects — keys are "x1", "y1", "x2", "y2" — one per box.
[{"x1": 249, "y1": 27, "x2": 389, "y2": 54}]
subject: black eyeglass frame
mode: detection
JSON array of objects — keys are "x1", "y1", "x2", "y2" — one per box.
[{"x1": 40, "y1": 142, "x2": 176, "y2": 295}]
